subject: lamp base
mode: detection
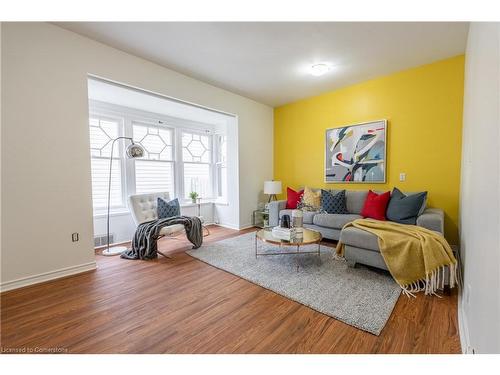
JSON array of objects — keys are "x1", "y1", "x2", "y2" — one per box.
[
  {"x1": 102, "y1": 245, "x2": 128, "y2": 256},
  {"x1": 267, "y1": 194, "x2": 277, "y2": 203}
]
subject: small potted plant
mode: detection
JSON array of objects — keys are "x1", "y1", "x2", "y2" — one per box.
[{"x1": 189, "y1": 191, "x2": 199, "y2": 204}]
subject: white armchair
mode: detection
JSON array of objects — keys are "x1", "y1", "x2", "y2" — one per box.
[{"x1": 128, "y1": 192, "x2": 186, "y2": 258}]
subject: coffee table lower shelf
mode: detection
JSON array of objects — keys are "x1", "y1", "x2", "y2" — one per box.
[{"x1": 254, "y1": 228, "x2": 322, "y2": 271}]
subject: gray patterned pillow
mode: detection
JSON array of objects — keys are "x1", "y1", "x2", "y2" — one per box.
[
  {"x1": 386, "y1": 188, "x2": 427, "y2": 224},
  {"x1": 321, "y1": 189, "x2": 349, "y2": 214},
  {"x1": 157, "y1": 197, "x2": 180, "y2": 219}
]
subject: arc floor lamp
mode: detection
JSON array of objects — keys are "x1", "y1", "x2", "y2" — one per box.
[{"x1": 102, "y1": 137, "x2": 145, "y2": 256}]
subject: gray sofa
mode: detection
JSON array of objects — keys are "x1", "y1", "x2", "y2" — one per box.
[{"x1": 267, "y1": 189, "x2": 445, "y2": 271}]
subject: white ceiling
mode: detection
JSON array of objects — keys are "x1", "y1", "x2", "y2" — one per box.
[{"x1": 58, "y1": 22, "x2": 469, "y2": 107}]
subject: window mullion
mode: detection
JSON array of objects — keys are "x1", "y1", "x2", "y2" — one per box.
[
  {"x1": 175, "y1": 128, "x2": 184, "y2": 200},
  {"x1": 123, "y1": 118, "x2": 136, "y2": 199},
  {"x1": 212, "y1": 135, "x2": 218, "y2": 199}
]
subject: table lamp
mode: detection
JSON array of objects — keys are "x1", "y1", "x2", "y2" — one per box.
[{"x1": 264, "y1": 180, "x2": 282, "y2": 203}]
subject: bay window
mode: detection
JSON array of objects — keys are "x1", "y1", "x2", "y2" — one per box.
[{"x1": 88, "y1": 103, "x2": 228, "y2": 214}]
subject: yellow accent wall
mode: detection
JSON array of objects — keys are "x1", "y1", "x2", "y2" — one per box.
[{"x1": 274, "y1": 56, "x2": 464, "y2": 244}]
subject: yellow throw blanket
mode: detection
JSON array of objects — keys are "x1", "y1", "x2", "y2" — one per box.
[{"x1": 336, "y1": 219, "x2": 458, "y2": 297}]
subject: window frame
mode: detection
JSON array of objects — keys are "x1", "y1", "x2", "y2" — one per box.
[
  {"x1": 88, "y1": 113, "x2": 127, "y2": 213},
  {"x1": 179, "y1": 129, "x2": 214, "y2": 199},
  {"x1": 89, "y1": 100, "x2": 226, "y2": 215},
  {"x1": 214, "y1": 134, "x2": 228, "y2": 201},
  {"x1": 131, "y1": 119, "x2": 176, "y2": 197}
]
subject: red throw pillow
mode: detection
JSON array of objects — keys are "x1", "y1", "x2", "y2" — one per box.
[
  {"x1": 286, "y1": 187, "x2": 304, "y2": 209},
  {"x1": 361, "y1": 190, "x2": 391, "y2": 220}
]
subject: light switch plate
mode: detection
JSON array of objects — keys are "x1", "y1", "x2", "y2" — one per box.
[
  {"x1": 72, "y1": 233, "x2": 79, "y2": 242},
  {"x1": 399, "y1": 173, "x2": 406, "y2": 182}
]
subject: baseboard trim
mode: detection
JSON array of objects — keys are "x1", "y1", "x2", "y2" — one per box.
[
  {"x1": 215, "y1": 222, "x2": 241, "y2": 230},
  {"x1": 458, "y1": 284, "x2": 472, "y2": 354},
  {"x1": 238, "y1": 223, "x2": 255, "y2": 230},
  {"x1": 0, "y1": 261, "x2": 97, "y2": 293},
  {"x1": 216, "y1": 222, "x2": 255, "y2": 231}
]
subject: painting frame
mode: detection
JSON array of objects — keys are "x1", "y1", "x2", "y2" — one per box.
[{"x1": 324, "y1": 119, "x2": 387, "y2": 184}]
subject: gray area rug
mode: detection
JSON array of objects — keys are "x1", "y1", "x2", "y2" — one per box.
[{"x1": 187, "y1": 232, "x2": 401, "y2": 335}]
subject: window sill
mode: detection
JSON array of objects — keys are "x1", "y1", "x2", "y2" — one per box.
[{"x1": 180, "y1": 201, "x2": 214, "y2": 208}]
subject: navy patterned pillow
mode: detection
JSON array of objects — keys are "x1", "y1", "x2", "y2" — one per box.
[
  {"x1": 157, "y1": 197, "x2": 180, "y2": 219},
  {"x1": 321, "y1": 189, "x2": 349, "y2": 214}
]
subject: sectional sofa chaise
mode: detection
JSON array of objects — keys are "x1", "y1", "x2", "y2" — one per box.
[{"x1": 267, "y1": 189, "x2": 445, "y2": 271}]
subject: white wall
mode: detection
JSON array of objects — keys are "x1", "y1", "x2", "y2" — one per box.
[
  {"x1": 0, "y1": 22, "x2": 273, "y2": 290},
  {"x1": 0, "y1": 22, "x2": 2, "y2": 286},
  {"x1": 459, "y1": 22, "x2": 500, "y2": 354}
]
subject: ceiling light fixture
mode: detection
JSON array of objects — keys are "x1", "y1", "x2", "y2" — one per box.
[{"x1": 309, "y1": 63, "x2": 331, "y2": 77}]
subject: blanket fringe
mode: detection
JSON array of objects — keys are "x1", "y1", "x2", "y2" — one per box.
[{"x1": 400, "y1": 263, "x2": 457, "y2": 297}]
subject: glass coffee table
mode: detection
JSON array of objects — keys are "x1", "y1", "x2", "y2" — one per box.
[{"x1": 255, "y1": 228, "x2": 322, "y2": 270}]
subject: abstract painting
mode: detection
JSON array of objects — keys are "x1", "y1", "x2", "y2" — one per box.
[{"x1": 325, "y1": 120, "x2": 387, "y2": 183}]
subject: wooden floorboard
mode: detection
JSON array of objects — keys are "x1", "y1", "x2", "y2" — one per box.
[{"x1": 0, "y1": 225, "x2": 461, "y2": 354}]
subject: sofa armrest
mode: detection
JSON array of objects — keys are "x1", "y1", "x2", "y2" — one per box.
[
  {"x1": 417, "y1": 208, "x2": 444, "y2": 234},
  {"x1": 268, "y1": 200, "x2": 287, "y2": 227}
]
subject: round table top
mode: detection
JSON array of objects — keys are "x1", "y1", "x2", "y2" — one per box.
[{"x1": 256, "y1": 228, "x2": 322, "y2": 246}]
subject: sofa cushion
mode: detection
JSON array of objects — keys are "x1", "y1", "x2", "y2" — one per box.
[
  {"x1": 313, "y1": 213, "x2": 362, "y2": 229},
  {"x1": 321, "y1": 189, "x2": 349, "y2": 214},
  {"x1": 339, "y1": 226, "x2": 380, "y2": 252},
  {"x1": 280, "y1": 209, "x2": 315, "y2": 224},
  {"x1": 286, "y1": 187, "x2": 303, "y2": 209},
  {"x1": 361, "y1": 190, "x2": 391, "y2": 220},
  {"x1": 345, "y1": 190, "x2": 369, "y2": 214},
  {"x1": 386, "y1": 187, "x2": 428, "y2": 225},
  {"x1": 303, "y1": 186, "x2": 321, "y2": 209}
]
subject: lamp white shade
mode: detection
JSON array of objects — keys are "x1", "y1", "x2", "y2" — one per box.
[{"x1": 264, "y1": 180, "x2": 282, "y2": 195}]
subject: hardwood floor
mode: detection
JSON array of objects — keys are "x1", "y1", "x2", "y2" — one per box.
[{"x1": 0, "y1": 225, "x2": 461, "y2": 354}]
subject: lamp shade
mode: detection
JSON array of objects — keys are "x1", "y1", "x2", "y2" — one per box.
[
  {"x1": 125, "y1": 143, "x2": 145, "y2": 159},
  {"x1": 264, "y1": 181, "x2": 282, "y2": 195}
]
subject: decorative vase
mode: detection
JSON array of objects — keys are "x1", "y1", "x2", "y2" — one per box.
[{"x1": 291, "y1": 209, "x2": 303, "y2": 228}]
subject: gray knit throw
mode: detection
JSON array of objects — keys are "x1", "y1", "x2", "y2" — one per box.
[{"x1": 121, "y1": 216, "x2": 203, "y2": 260}]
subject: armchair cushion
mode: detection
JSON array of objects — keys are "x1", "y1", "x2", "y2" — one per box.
[
  {"x1": 129, "y1": 192, "x2": 171, "y2": 225},
  {"x1": 157, "y1": 197, "x2": 180, "y2": 219}
]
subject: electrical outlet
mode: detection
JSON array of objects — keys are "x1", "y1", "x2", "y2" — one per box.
[
  {"x1": 72, "y1": 233, "x2": 79, "y2": 242},
  {"x1": 399, "y1": 172, "x2": 406, "y2": 182}
]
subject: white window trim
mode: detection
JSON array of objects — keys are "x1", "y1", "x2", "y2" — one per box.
[
  {"x1": 180, "y1": 128, "x2": 214, "y2": 199},
  {"x1": 89, "y1": 100, "x2": 227, "y2": 216},
  {"x1": 89, "y1": 114, "x2": 128, "y2": 213},
  {"x1": 130, "y1": 118, "x2": 176, "y2": 198},
  {"x1": 213, "y1": 133, "x2": 228, "y2": 203}
]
